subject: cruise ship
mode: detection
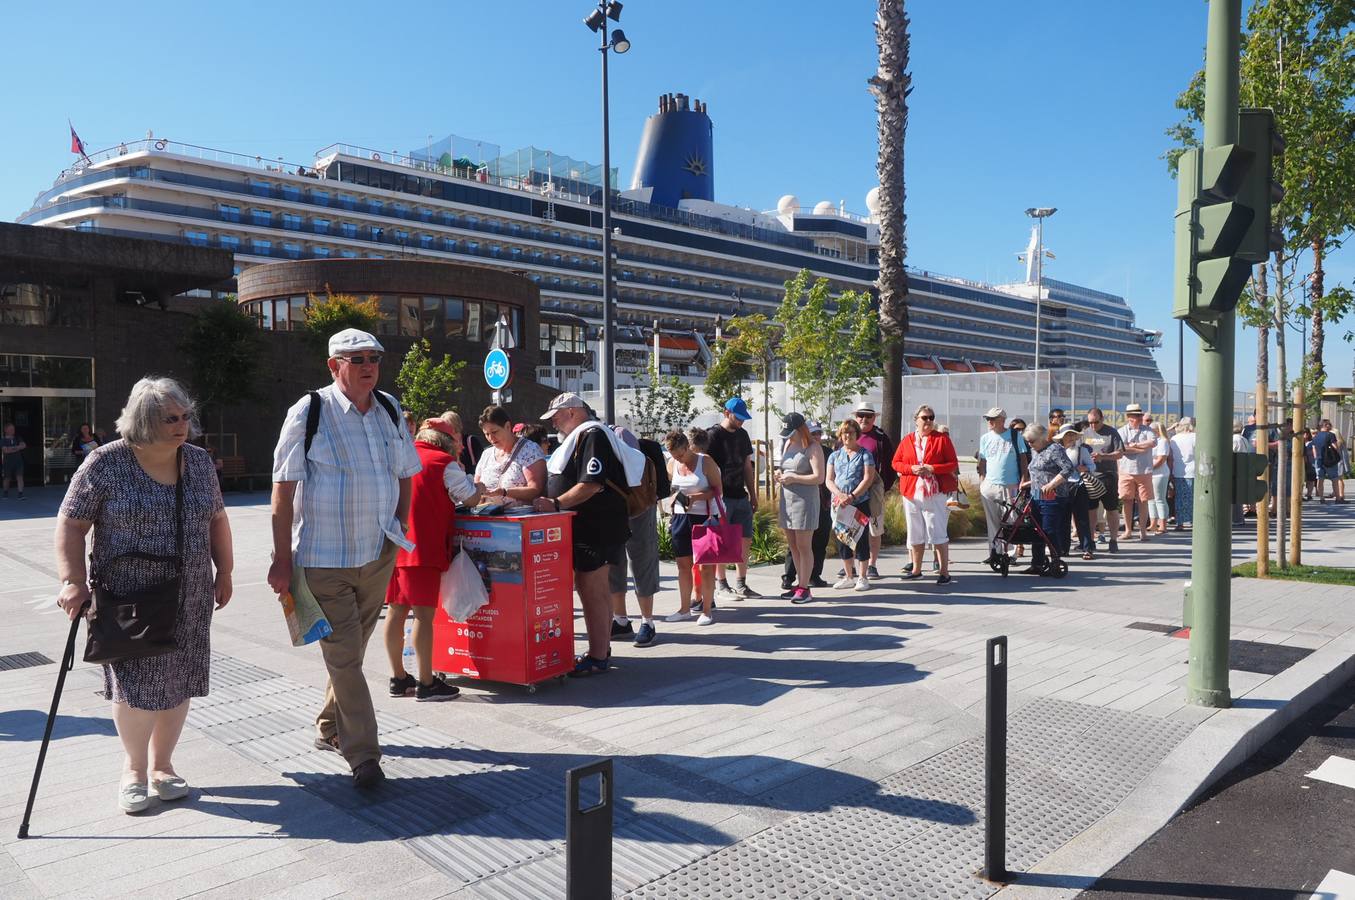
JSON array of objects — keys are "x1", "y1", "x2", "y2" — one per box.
[{"x1": 17, "y1": 93, "x2": 1163, "y2": 386}]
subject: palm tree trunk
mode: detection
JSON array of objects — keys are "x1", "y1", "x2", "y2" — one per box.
[{"x1": 870, "y1": 0, "x2": 911, "y2": 442}]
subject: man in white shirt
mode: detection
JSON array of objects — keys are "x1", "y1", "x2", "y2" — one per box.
[
  {"x1": 975, "y1": 407, "x2": 1028, "y2": 561},
  {"x1": 1117, "y1": 403, "x2": 1157, "y2": 541},
  {"x1": 267, "y1": 328, "x2": 422, "y2": 789}
]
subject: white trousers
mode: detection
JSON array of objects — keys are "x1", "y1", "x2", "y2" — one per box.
[{"x1": 979, "y1": 478, "x2": 1014, "y2": 546}]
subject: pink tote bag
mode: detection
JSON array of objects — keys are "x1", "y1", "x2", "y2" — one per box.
[{"x1": 691, "y1": 496, "x2": 744, "y2": 565}]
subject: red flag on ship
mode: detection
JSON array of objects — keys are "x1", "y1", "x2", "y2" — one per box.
[{"x1": 68, "y1": 122, "x2": 88, "y2": 158}]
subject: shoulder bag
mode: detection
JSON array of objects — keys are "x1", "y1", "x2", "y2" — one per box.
[{"x1": 84, "y1": 448, "x2": 185, "y2": 664}]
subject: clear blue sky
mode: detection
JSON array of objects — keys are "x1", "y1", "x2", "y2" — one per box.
[{"x1": 5, "y1": 0, "x2": 1350, "y2": 390}]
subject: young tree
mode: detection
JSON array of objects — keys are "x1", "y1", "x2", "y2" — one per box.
[
  {"x1": 777, "y1": 270, "x2": 881, "y2": 425},
  {"x1": 302, "y1": 288, "x2": 385, "y2": 350},
  {"x1": 869, "y1": 0, "x2": 912, "y2": 442},
  {"x1": 395, "y1": 338, "x2": 466, "y2": 424},
  {"x1": 708, "y1": 314, "x2": 780, "y2": 485},
  {"x1": 627, "y1": 363, "x2": 696, "y2": 439},
  {"x1": 180, "y1": 297, "x2": 263, "y2": 446}
]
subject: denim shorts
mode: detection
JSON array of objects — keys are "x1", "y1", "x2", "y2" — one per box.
[{"x1": 722, "y1": 497, "x2": 755, "y2": 539}]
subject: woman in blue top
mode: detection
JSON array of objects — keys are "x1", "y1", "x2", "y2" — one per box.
[{"x1": 825, "y1": 419, "x2": 877, "y2": 592}]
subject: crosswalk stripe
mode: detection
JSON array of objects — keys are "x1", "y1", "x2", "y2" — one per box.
[
  {"x1": 1310, "y1": 869, "x2": 1355, "y2": 899},
  {"x1": 1305, "y1": 755, "x2": 1355, "y2": 791}
]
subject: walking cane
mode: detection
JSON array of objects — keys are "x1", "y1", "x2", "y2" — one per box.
[{"x1": 18, "y1": 600, "x2": 88, "y2": 839}]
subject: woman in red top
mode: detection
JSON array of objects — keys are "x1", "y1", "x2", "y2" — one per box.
[
  {"x1": 382, "y1": 418, "x2": 472, "y2": 701},
  {"x1": 892, "y1": 404, "x2": 959, "y2": 584}
]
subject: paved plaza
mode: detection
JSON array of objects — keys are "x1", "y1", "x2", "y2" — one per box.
[{"x1": 2, "y1": 488, "x2": 1354, "y2": 898}]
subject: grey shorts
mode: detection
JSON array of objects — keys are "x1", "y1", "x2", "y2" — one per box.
[
  {"x1": 608, "y1": 510, "x2": 661, "y2": 597},
  {"x1": 2, "y1": 455, "x2": 22, "y2": 477},
  {"x1": 722, "y1": 497, "x2": 755, "y2": 539}
]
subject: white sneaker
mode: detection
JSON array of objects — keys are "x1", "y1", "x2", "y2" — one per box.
[
  {"x1": 833, "y1": 576, "x2": 855, "y2": 590},
  {"x1": 663, "y1": 610, "x2": 695, "y2": 623},
  {"x1": 854, "y1": 576, "x2": 871, "y2": 592},
  {"x1": 696, "y1": 613, "x2": 715, "y2": 626}
]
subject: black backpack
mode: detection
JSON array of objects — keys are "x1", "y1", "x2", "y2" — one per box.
[
  {"x1": 304, "y1": 390, "x2": 399, "y2": 457},
  {"x1": 1322, "y1": 439, "x2": 1341, "y2": 469}
]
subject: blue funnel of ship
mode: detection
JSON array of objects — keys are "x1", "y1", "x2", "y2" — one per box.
[{"x1": 628, "y1": 93, "x2": 713, "y2": 208}]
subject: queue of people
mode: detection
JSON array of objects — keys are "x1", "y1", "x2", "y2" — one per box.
[{"x1": 49, "y1": 324, "x2": 1351, "y2": 811}]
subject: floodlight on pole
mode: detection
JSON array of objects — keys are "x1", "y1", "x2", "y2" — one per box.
[{"x1": 1025, "y1": 207, "x2": 1057, "y2": 420}]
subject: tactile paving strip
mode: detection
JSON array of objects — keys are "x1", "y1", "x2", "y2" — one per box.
[{"x1": 629, "y1": 695, "x2": 1194, "y2": 898}]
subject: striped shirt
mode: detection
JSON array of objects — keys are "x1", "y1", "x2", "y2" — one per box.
[{"x1": 272, "y1": 384, "x2": 422, "y2": 568}]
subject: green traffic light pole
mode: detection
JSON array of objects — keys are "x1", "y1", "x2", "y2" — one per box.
[{"x1": 1187, "y1": 0, "x2": 1240, "y2": 709}]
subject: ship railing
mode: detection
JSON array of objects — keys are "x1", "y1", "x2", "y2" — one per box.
[
  {"x1": 313, "y1": 142, "x2": 601, "y2": 206},
  {"x1": 60, "y1": 139, "x2": 313, "y2": 179}
]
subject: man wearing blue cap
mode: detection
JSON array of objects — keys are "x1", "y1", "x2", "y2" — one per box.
[{"x1": 706, "y1": 397, "x2": 760, "y2": 599}]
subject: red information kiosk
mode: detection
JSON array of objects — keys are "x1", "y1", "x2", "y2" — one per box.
[{"x1": 432, "y1": 511, "x2": 575, "y2": 691}]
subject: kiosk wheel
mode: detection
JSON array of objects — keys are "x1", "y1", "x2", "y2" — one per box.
[
  {"x1": 998, "y1": 556, "x2": 1010, "y2": 578},
  {"x1": 1049, "y1": 559, "x2": 1068, "y2": 579}
]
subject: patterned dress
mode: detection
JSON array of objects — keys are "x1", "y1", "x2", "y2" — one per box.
[{"x1": 60, "y1": 440, "x2": 222, "y2": 710}]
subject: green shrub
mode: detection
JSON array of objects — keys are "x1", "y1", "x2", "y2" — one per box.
[
  {"x1": 657, "y1": 514, "x2": 674, "y2": 562},
  {"x1": 875, "y1": 477, "x2": 986, "y2": 546},
  {"x1": 748, "y1": 504, "x2": 787, "y2": 564}
]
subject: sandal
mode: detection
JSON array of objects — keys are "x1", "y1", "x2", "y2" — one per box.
[
  {"x1": 568, "y1": 654, "x2": 611, "y2": 677},
  {"x1": 1082, "y1": 551, "x2": 1094, "y2": 560}
]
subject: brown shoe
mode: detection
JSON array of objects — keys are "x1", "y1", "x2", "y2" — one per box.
[
  {"x1": 352, "y1": 759, "x2": 385, "y2": 789},
  {"x1": 313, "y1": 734, "x2": 340, "y2": 754}
]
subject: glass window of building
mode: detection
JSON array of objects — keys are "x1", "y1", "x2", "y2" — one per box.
[
  {"x1": 250, "y1": 209, "x2": 272, "y2": 227},
  {"x1": 443, "y1": 299, "x2": 464, "y2": 340},
  {"x1": 312, "y1": 189, "x2": 330, "y2": 207},
  {"x1": 339, "y1": 193, "x2": 356, "y2": 210},
  {"x1": 466, "y1": 301, "x2": 481, "y2": 343},
  {"x1": 184, "y1": 231, "x2": 209, "y2": 247},
  {"x1": 1, "y1": 283, "x2": 89, "y2": 328},
  {"x1": 218, "y1": 204, "x2": 241, "y2": 223},
  {"x1": 340, "y1": 222, "x2": 357, "y2": 239},
  {"x1": 419, "y1": 234, "x2": 434, "y2": 250},
  {"x1": 313, "y1": 218, "x2": 331, "y2": 234},
  {"x1": 282, "y1": 213, "x2": 303, "y2": 231},
  {"x1": 252, "y1": 239, "x2": 272, "y2": 255},
  {"x1": 313, "y1": 246, "x2": 331, "y2": 258},
  {"x1": 283, "y1": 243, "x2": 302, "y2": 259},
  {"x1": 368, "y1": 199, "x2": 384, "y2": 215},
  {"x1": 394, "y1": 229, "x2": 409, "y2": 244},
  {"x1": 340, "y1": 249, "x2": 358, "y2": 259},
  {"x1": 376, "y1": 296, "x2": 398, "y2": 336},
  {"x1": 289, "y1": 296, "x2": 307, "y2": 330},
  {"x1": 249, "y1": 180, "x2": 272, "y2": 197},
  {"x1": 219, "y1": 235, "x2": 240, "y2": 251},
  {"x1": 371, "y1": 227, "x2": 383, "y2": 242},
  {"x1": 281, "y1": 184, "x2": 301, "y2": 202},
  {"x1": 260, "y1": 300, "x2": 274, "y2": 330},
  {"x1": 399, "y1": 297, "x2": 419, "y2": 337},
  {"x1": 420, "y1": 297, "x2": 442, "y2": 338}
]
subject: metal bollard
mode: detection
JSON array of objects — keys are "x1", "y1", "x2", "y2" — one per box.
[
  {"x1": 983, "y1": 636, "x2": 1009, "y2": 883},
  {"x1": 565, "y1": 758, "x2": 613, "y2": 899}
]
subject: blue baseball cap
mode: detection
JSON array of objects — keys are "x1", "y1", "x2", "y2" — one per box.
[{"x1": 724, "y1": 397, "x2": 752, "y2": 421}]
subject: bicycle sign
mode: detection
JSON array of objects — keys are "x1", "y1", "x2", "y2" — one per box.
[{"x1": 483, "y1": 348, "x2": 512, "y2": 390}]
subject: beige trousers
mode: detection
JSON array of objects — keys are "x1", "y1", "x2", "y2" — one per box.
[{"x1": 306, "y1": 540, "x2": 397, "y2": 769}]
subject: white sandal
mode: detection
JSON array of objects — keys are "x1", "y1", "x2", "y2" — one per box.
[
  {"x1": 152, "y1": 775, "x2": 190, "y2": 801},
  {"x1": 119, "y1": 782, "x2": 151, "y2": 814}
]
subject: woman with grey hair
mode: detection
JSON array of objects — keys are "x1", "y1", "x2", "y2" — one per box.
[{"x1": 54, "y1": 376, "x2": 233, "y2": 814}]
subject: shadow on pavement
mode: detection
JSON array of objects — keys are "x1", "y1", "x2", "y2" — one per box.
[
  {"x1": 1036, "y1": 872, "x2": 1312, "y2": 898},
  {"x1": 0, "y1": 709, "x2": 115, "y2": 742}
]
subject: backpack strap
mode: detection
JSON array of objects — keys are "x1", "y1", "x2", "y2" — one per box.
[
  {"x1": 304, "y1": 391, "x2": 322, "y2": 458},
  {"x1": 373, "y1": 391, "x2": 399, "y2": 427}
]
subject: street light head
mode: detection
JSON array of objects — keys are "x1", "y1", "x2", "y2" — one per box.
[
  {"x1": 1025, "y1": 207, "x2": 1057, "y2": 219},
  {"x1": 584, "y1": 8, "x2": 606, "y2": 31},
  {"x1": 610, "y1": 28, "x2": 630, "y2": 53},
  {"x1": 606, "y1": 0, "x2": 623, "y2": 21}
]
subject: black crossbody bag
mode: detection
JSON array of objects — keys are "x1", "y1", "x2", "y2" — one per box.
[{"x1": 84, "y1": 448, "x2": 185, "y2": 664}]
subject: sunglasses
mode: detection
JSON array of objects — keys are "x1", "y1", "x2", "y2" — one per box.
[
  {"x1": 856, "y1": 412, "x2": 875, "y2": 419},
  {"x1": 338, "y1": 354, "x2": 384, "y2": 366},
  {"x1": 161, "y1": 414, "x2": 190, "y2": 425},
  {"x1": 918, "y1": 415, "x2": 934, "y2": 421}
]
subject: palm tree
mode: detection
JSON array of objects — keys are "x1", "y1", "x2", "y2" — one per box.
[{"x1": 869, "y1": 0, "x2": 912, "y2": 441}]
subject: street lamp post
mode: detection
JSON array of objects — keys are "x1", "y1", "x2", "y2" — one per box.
[
  {"x1": 585, "y1": 0, "x2": 629, "y2": 424},
  {"x1": 1025, "y1": 207, "x2": 1057, "y2": 420}
]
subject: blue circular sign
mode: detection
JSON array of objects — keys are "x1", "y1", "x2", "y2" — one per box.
[{"x1": 483, "y1": 348, "x2": 512, "y2": 390}]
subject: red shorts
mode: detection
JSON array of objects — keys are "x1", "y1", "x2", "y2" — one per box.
[{"x1": 384, "y1": 565, "x2": 442, "y2": 608}]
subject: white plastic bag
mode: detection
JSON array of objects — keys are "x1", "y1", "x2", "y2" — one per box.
[{"x1": 440, "y1": 550, "x2": 489, "y2": 622}]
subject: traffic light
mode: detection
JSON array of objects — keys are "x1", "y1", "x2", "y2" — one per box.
[
  {"x1": 1237, "y1": 108, "x2": 1285, "y2": 262},
  {"x1": 1233, "y1": 451, "x2": 1269, "y2": 504},
  {"x1": 1173, "y1": 141, "x2": 1256, "y2": 326}
]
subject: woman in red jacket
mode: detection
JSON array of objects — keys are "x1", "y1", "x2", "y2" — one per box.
[
  {"x1": 382, "y1": 418, "x2": 475, "y2": 701},
  {"x1": 892, "y1": 404, "x2": 959, "y2": 584}
]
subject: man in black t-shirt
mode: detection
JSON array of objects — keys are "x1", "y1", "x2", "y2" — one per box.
[
  {"x1": 533, "y1": 393, "x2": 629, "y2": 676},
  {"x1": 706, "y1": 397, "x2": 761, "y2": 599},
  {"x1": 1079, "y1": 407, "x2": 1124, "y2": 552}
]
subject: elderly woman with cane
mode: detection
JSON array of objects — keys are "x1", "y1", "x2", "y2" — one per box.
[{"x1": 54, "y1": 377, "x2": 232, "y2": 814}]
